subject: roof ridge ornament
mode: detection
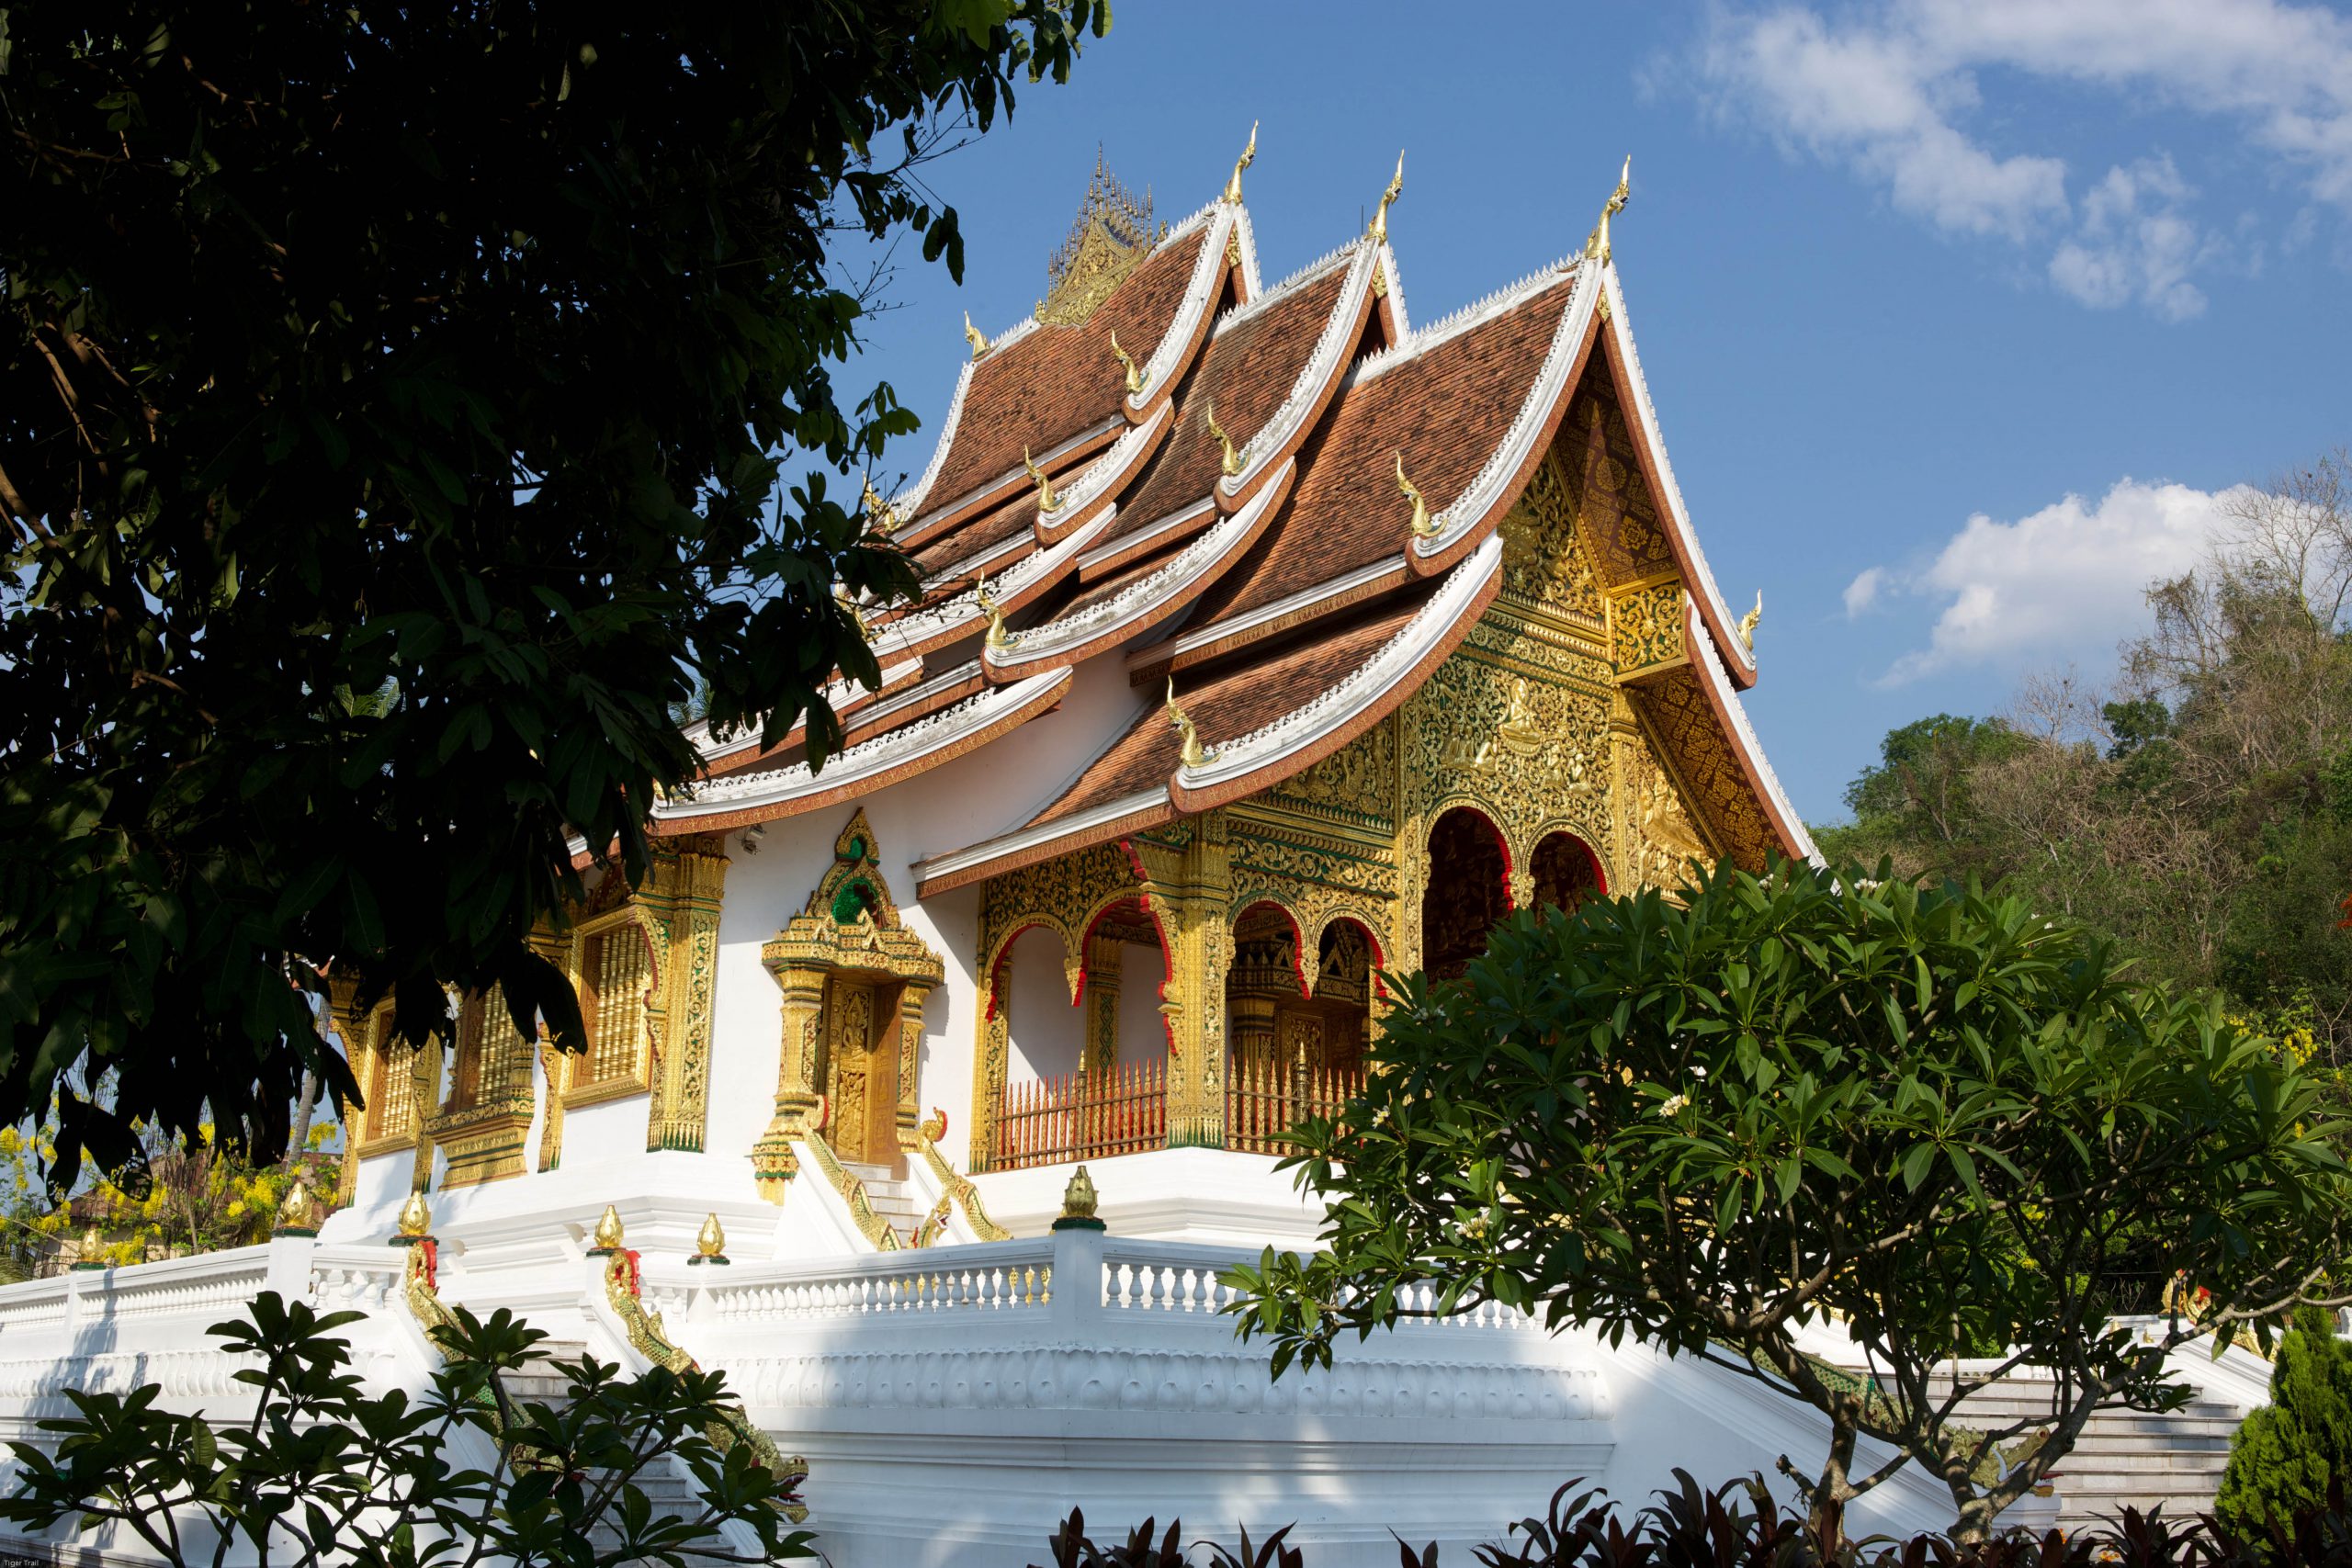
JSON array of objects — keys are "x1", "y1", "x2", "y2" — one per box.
[
  {"x1": 1738, "y1": 591, "x2": 1762, "y2": 652},
  {"x1": 1164, "y1": 679, "x2": 1220, "y2": 767},
  {"x1": 1204, "y1": 400, "x2": 1244, "y2": 478},
  {"x1": 1584, "y1": 155, "x2": 1632, "y2": 265},
  {"x1": 1110, "y1": 330, "x2": 1148, "y2": 396},
  {"x1": 1023, "y1": 445, "x2": 1062, "y2": 513},
  {"x1": 1222, "y1": 120, "x2": 1258, "y2": 205},
  {"x1": 1368, "y1": 152, "x2": 1404, "y2": 243},
  {"x1": 978, "y1": 575, "x2": 1018, "y2": 650},
  {"x1": 964, "y1": 310, "x2": 989, "y2": 360},
  {"x1": 861, "y1": 479, "x2": 901, "y2": 537},
  {"x1": 836, "y1": 585, "x2": 871, "y2": 643},
  {"x1": 1396, "y1": 452, "x2": 1441, "y2": 538}
]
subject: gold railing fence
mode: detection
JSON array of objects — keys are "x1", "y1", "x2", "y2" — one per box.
[
  {"x1": 1225, "y1": 1056, "x2": 1363, "y2": 1156},
  {"x1": 989, "y1": 1059, "x2": 1167, "y2": 1171}
]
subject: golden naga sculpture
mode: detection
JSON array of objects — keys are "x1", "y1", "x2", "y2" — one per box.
[
  {"x1": 396, "y1": 1190, "x2": 433, "y2": 1240},
  {"x1": 1369, "y1": 151, "x2": 1404, "y2": 243},
  {"x1": 1023, "y1": 445, "x2": 1061, "y2": 513},
  {"x1": 1737, "y1": 591, "x2": 1763, "y2": 652},
  {"x1": 860, "y1": 479, "x2": 900, "y2": 537},
  {"x1": 1222, "y1": 119, "x2": 1257, "y2": 205},
  {"x1": 963, "y1": 310, "x2": 989, "y2": 360},
  {"x1": 1110, "y1": 329, "x2": 1148, "y2": 396},
  {"x1": 1163, "y1": 679, "x2": 1218, "y2": 768},
  {"x1": 1204, "y1": 401, "x2": 1243, "y2": 478},
  {"x1": 977, "y1": 575, "x2": 1017, "y2": 651},
  {"x1": 1396, "y1": 451, "x2": 1441, "y2": 538},
  {"x1": 1585, "y1": 154, "x2": 1632, "y2": 265}
]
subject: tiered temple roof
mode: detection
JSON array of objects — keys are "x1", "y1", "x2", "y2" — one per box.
[{"x1": 653, "y1": 142, "x2": 1812, "y2": 886}]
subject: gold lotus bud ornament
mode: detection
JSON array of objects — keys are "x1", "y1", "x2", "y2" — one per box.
[
  {"x1": 1052, "y1": 1165, "x2": 1105, "y2": 1233},
  {"x1": 588, "y1": 1202, "x2": 625, "y2": 1256},
  {"x1": 691, "y1": 1212, "x2": 730, "y2": 1268},
  {"x1": 71, "y1": 1224, "x2": 107, "y2": 1270},
  {"x1": 395, "y1": 1190, "x2": 433, "y2": 1243},
  {"x1": 273, "y1": 1178, "x2": 321, "y2": 1236}
]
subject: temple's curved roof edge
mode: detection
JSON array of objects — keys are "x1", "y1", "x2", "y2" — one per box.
[{"x1": 1682, "y1": 602, "x2": 1820, "y2": 866}]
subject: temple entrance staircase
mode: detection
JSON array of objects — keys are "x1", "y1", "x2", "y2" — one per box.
[
  {"x1": 1916, "y1": 1370, "x2": 2247, "y2": 1534},
  {"x1": 840, "y1": 1160, "x2": 924, "y2": 1246}
]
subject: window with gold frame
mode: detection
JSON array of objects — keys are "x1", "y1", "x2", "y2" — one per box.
[
  {"x1": 562, "y1": 909, "x2": 658, "y2": 1107},
  {"x1": 355, "y1": 1000, "x2": 427, "y2": 1154},
  {"x1": 442, "y1": 987, "x2": 535, "y2": 1115}
]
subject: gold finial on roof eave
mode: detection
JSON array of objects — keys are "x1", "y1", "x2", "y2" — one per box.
[
  {"x1": 1204, "y1": 401, "x2": 1243, "y2": 478},
  {"x1": 978, "y1": 574, "x2": 1017, "y2": 651},
  {"x1": 1163, "y1": 678, "x2": 1218, "y2": 769},
  {"x1": 964, "y1": 310, "x2": 989, "y2": 360},
  {"x1": 1022, "y1": 445, "x2": 1061, "y2": 513},
  {"x1": 1222, "y1": 119, "x2": 1258, "y2": 205},
  {"x1": 1396, "y1": 451, "x2": 1441, "y2": 539},
  {"x1": 861, "y1": 479, "x2": 901, "y2": 537},
  {"x1": 1738, "y1": 590, "x2": 1762, "y2": 652},
  {"x1": 1585, "y1": 154, "x2": 1632, "y2": 265},
  {"x1": 1369, "y1": 152, "x2": 1404, "y2": 243},
  {"x1": 1110, "y1": 330, "x2": 1148, "y2": 396}
]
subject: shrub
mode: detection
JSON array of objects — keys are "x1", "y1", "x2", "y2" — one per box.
[{"x1": 2216, "y1": 1307, "x2": 2352, "y2": 1535}]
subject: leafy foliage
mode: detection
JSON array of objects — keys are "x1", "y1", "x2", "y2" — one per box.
[
  {"x1": 2216, "y1": 1308, "x2": 2352, "y2": 1537},
  {"x1": 0, "y1": 1290, "x2": 810, "y2": 1567},
  {"x1": 1225, "y1": 859, "x2": 2352, "y2": 1544},
  {"x1": 0, "y1": 0, "x2": 1109, "y2": 1183}
]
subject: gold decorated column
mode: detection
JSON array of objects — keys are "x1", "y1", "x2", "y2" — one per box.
[
  {"x1": 645, "y1": 845, "x2": 730, "y2": 1153},
  {"x1": 751, "y1": 970, "x2": 824, "y2": 1200},
  {"x1": 1081, "y1": 932, "x2": 1122, "y2": 1077},
  {"x1": 894, "y1": 976, "x2": 936, "y2": 1154},
  {"x1": 1132, "y1": 813, "x2": 1232, "y2": 1150},
  {"x1": 326, "y1": 975, "x2": 370, "y2": 1208}
]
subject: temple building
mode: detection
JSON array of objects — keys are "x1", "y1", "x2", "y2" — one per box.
[{"x1": 6, "y1": 142, "x2": 2022, "y2": 1568}]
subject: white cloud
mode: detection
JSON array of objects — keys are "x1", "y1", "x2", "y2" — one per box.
[
  {"x1": 1861, "y1": 478, "x2": 2250, "y2": 684},
  {"x1": 1690, "y1": 0, "x2": 2352, "y2": 318}
]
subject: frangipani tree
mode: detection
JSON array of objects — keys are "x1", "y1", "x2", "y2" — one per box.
[{"x1": 1227, "y1": 860, "x2": 2352, "y2": 1545}]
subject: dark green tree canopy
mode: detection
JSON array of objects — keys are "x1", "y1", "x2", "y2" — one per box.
[{"x1": 0, "y1": 0, "x2": 1107, "y2": 1180}]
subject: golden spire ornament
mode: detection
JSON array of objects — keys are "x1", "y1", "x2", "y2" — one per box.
[
  {"x1": 1052, "y1": 1165, "x2": 1105, "y2": 1232},
  {"x1": 1368, "y1": 152, "x2": 1404, "y2": 243},
  {"x1": 395, "y1": 1190, "x2": 433, "y2": 1242},
  {"x1": 1163, "y1": 679, "x2": 1218, "y2": 769},
  {"x1": 1222, "y1": 119, "x2": 1258, "y2": 205},
  {"x1": 588, "y1": 1203, "x2": 625, "y2": 1256},
  {"x1": 1110, "y1": 330, "x2": 1148, "y2": 396},
  {"x1": 963, "y1": 310, "x2": 989, "y2": 360},
  {"x1": 1023, "y1": 445, "x2": 1061, "y2": 513},
  {"x1": 1737, "y1": 591, "x2": 1763, "y2": 652},
  {"x1": 1204, "y1": 402, "x2": 1243, "y2": 478},
  {"x1": 690, "y1": 1213, "x2": 730, "y2": 1267},
  {"x1": 72, "y1": 1224, "x2": 107, "y2": 1270},
  {"x1": 1396, "y1": 452, "x2": 1441, "y2": 539},
  {"x1": 1585, "y1": 155, "x2": 1632, "y2": 265},
  {"x1": 274, "y1": 1178, "x2": 320, "y2": 1236},
  {"x1": 977, "y1": 575, "x2": 1017, "y2": 651}
]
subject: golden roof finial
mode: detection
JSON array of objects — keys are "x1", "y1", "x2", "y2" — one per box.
[
  {"x1": 1163, "y1": 679, "x2": 1218, "y2": 769},
  {"x1": 1222, "y1": 119, "x2": 1258, "y2": 205},
  {"x1": 590, "y1": 1202, "x2": 625, "y2": 1252},
  {"x1": 1396, "y1": 451, "x2": 1441, "y2": 539},
  {"x1": 835, "y1": 585, "x2": 870, "y2": 642},
  {"x1": 695, "y1": 1213, "x2": 727, "y2": 1260},
  {"x1": 1203, "y1": 401, "x2": 1243, "y2": 479},
  {"x1": 1369, "y1": 152, "x2": 1404, "y2": 243},
  {"x1": 977, "y1": 575, "x2": 1017, "y2": 651},
  {"x1": 395, "y1": 1190, "x2": 432, "y2": 1240},
  {"x1": 1737, "y1": 590, "x2": 1762, "y2": 652},
  {"x1": 861, "y1": 479, "x2": 900, "y2": 537},
  {"x1": 1585, "y1": 155, "x2": 1632, "y2": 265},
  {"x1": 1023, "y1": 445, "x2": 1061, "y2": 513},
  {"x1": 1110, "y1": 330, "x2": 1148, "y2": 396},
  {"x1": 964, "y1": 310, "x2": 989, "y2": 361}
]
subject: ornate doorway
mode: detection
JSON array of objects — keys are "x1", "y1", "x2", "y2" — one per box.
[
  {"x1": 1530, "y1": 830, "x2": 1605, "y2": 915},
  {"x1": 822, "y1": 976, "x2": 905, "y2": 1168},
  {"x1": 1419, "y1": 806, "x2": 1513, "y2": 980}
]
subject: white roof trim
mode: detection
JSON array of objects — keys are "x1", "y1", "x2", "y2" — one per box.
[
  {"x1": 993, "y1": 463, "x2": 1291, "y2": 670},
  {"x1": 885, "y1": 357, "x2": 973, "y2": 521},
  {"x1": 1129, "y1": 209, "x2": 1234, "y2": 418},
  {"x1": 1688, "y1": 602, "x2": 1819, "y2": 866},
  {"x1": 689, "y1": 655, "x2": 924, "y2": 764},
  {"x1": 1155, "y1": 554, "x2": 1405, "y2": 663},
  {"x1": 905, "y1": 416, "x2": 1120, "y2": 546},
  {"x1": 1230, "y1": 205, "x2": 1264, "y2": 297},
  {"x1": 1079, "y1": 496, "x2": 1215, "y2": 573},
  {"x1": 1602, "y1": 267, "x2": 1754, "y2": 680},
  {"x1": 1220, "y1": 247, "x2": 1375, "y2": 501},
  {"x1": 1351, "y1": 257, "x2": 1578, "y2": 386},
  {"x1": 655, "y1": 671, "x2": 1071, "y2": 819},
  {"x1": 1175, "y1": 536, "x2": 1501, "y2": 793},
  {"x1": 1374, "y1": 242, "x2": 1410, "y2": 337},
  {"x1": 1409, "y1": 265, "x2": 1594, "y2": 560},
  {"x1": 1044, "y1": 400, "x2": 1172, "y2": 525},
  {"x1": 910, "y1": 786, "x2": 1169, "y2": 888}
]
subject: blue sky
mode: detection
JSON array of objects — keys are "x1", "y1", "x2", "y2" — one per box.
[{"x1": 831, "y1": 0, "x2": 2352, "y2": 824}]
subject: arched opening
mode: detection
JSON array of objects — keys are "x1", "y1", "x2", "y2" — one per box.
[
  {"x1": 1420, "y1": 806, "x2": 1512, "y2": 981},
  {"x1": 1226, "y1": 908, "x2": 1378, "y2": 1154},
  {"x1": 989, "y1": 898, "x2": 1171, "y2": 1170},
  {"x1": 1310, "y1": 918, "x2": 1381, "y2": 1078},
  {"x1": 1530, "y1": 830, "x2": 1606, "y2": 915},
  {"x1": 1225, "y1": 901, "x2": 1306, "y2": 1075}
]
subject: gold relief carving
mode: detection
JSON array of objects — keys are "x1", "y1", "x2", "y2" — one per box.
[
  {"x1": 1083, "y1": 933, "x2": 1122, "y2": 1077},
  {"x1": 1609, "y1": 580, "x2": 1685, "y2": 675},
  {"x1": 424, "y1": 987, "x2": 538, "y2": 1190},
  {"x1": 1407, "y1": 637, "x2": 1616, "y2": 878},
  {"x1": 642, "y1": 847, "x2": 729, "y2": 1153},
  {"x1": 1271, "y1": 716, "x2": 1396, "y2": 827},
  {"x1": 1129, "y1": 816, "x2": 1233, "y2": 1151},
  {"x1": 914, "y1": 1109, "x2": 1012, "y2": 1242},
  {"x1": 1278, "y1": 1011, "x2": 1326, "y2": 1073},
  {"x1": 1560, "y1": 374, "x2": 1677, "y2": 588},
  {"x1": 755, "y1": 809, "x2": 943, "y2": 1204},
  {"x1": 970, "y1": 841, "x2": 1144, "y2": 1168},
  {"x1": 1630, "y1": 668, "x2": 1781, "y2": 874},
  {"x1": 1498, "y1": 457, "x2": 1603, "y2": 623},
  {"x1": 1037, "y1": 154, "x2": 1156, "y2": 328}
]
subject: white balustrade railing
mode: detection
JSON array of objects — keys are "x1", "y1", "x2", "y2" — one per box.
[{"x1": 695, "y1": 1238, "x2": 1057, "y2": 1325}]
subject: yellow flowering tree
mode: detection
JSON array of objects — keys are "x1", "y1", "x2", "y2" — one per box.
[{"x1": 0, "y1": 1120, "x2": 340, "y2": 1267}]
